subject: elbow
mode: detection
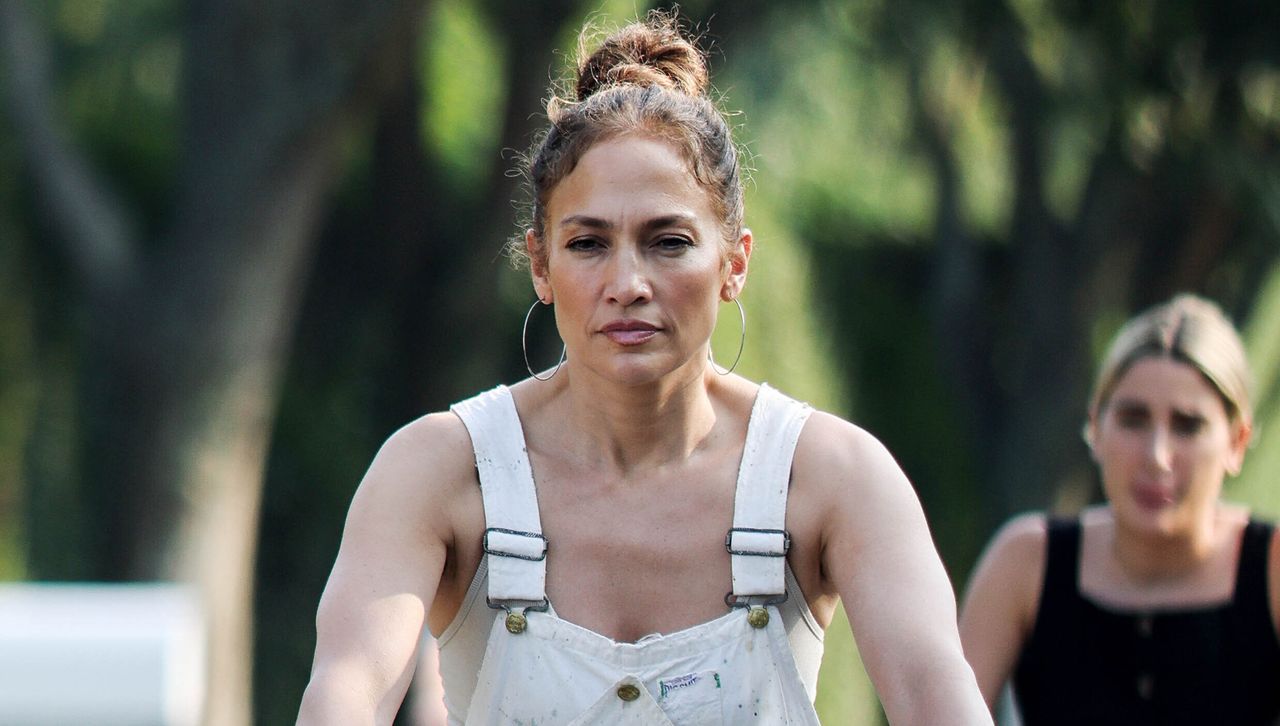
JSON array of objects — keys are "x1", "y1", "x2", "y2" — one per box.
[
  {"x1": 297, "y1": 667, "x2": 385, "y2": 726},
  {"x1": 880, "y1": 654, "x2": 993, "y2": 726}
]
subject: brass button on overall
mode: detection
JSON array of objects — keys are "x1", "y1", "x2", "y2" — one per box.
[
  {"x1": 747, "y1": 606, "x2": 770, "y2": 629},
  {"x1": 617, "y1": 684, "x2": 641, "y2": 702},
  {"x1": 505, "y1": 611, "x2": 527, "y2": 634}
]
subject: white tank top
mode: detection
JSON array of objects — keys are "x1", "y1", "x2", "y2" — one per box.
[{"x1": 439, "y1": 383, "x2": 825, "y2": 724}]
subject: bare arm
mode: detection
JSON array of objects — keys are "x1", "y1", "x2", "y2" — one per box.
[
  {"x1": 798, "y1": 413, "x2": 991, "y2": 725},
  {"x1": 957, "y1": 513, "x2": 1046, "y2": 711},
  {"x1": 410, "y1": 633, "x2": 448, "y2": 726},
  {"x1": 297, "y1": 413, "x2": 472, "y2": 725}
]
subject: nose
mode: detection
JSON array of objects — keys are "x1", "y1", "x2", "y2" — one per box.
[
  {"x1": 1147, "y1": 426, "x2": 1173, "y2": 471},
  {"x1": 605, "y1": 249, "x2": 651, "y2": 306}
]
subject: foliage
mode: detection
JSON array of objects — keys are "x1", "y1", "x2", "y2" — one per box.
[{"x1": 3, "y1": 0, "x2": 1278, "y2": 724}]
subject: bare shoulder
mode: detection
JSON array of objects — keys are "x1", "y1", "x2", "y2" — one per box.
[
  {"x1": 365, "y1": 411, "x2": 475, "y2": 491},
  {"x1": 971, "y1": 511, "x2": 1051, "y2": 601},
  {"x1": 304, "y1": 410, "x2": 480, "y2": 721},
  {"x1": 344, "y1": 410, "x2": 480, "y2": 545},
  {"x1": 791, "y1": 410, "x2": 903, "y2": 488},
  {"x1": 962, "y1": 512, "x2": 1050, "y2": 631},
  {"x1": 322, "y1": 409, "x2": 484, "y2": 624},
  {"x1": 962, "y1": 513, "x2": 1050, "y2": 624},
  {"x1": 787, "y1": 411, "x2": 928, "y2": 551},
  {"x1": 787, "y1": 411, "x2": 929, "y2": 593},
  {"x1": 982, "y1": 512, "x2": 1050, "y2": 567},
  {"x1": 788, "y1": 412, "x2": 993, "y2": 720},
  {"x1": 958, "y1": 512, "x2": 1049, "y2": 708},
  {"x1": 378, "y1": 410, "x2": 476, "y2": 480}
]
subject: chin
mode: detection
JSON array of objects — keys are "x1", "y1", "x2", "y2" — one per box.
[
  {"x1": 590, "y1": 356, "x2": 666, "y2": 384},
  {"x1": 1119, "y1": 505, "x2": 1187, "y2": 538},
  {"x1": 602, "y1": 353, "x2": 699, "y2": 387}
]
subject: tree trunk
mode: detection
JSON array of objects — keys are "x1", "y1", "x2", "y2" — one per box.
[{"x1": 1, "y1": 0, "x2": 428, "y2": 723}]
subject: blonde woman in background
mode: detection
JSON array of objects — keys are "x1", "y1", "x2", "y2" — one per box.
[{"x1": 960, "y1": 294, "x2": 1280, "y2": 724}]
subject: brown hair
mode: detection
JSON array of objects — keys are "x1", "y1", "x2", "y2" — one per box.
[
  {"x1": 509, "y1": 11, "x2": 744, "y2": 270},
  {"x1": 1089, "y1": 294, "x2": 1254, "y2": 425}
]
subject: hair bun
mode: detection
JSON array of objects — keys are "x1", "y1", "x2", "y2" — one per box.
[{"x1": 575, "y1": 14, "x2": 709, "y2": 101}]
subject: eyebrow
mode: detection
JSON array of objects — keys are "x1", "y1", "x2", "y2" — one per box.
[
  {"x1": 1111, "y1": 398, "x2": 1207, "y2": 419},
  {"x1": 1110, "y1": 400, "x2": 1149, "y2": 414},
  {"x1": 558, "y1": 213, "x2": 699, "y2": 231}
]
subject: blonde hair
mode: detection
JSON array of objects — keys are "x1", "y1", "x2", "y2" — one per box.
[{"x1": 1089, "y1": 293, "x2": 1254, "y2": 424}]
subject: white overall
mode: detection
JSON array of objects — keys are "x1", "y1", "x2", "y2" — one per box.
[{"x1": 447, "y1": 383, "x2": 822, "y2": 725}]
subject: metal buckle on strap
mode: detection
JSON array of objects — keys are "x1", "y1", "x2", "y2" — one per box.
[
  {"x1": 483, "y1": 527, "x2": 548, "y2": 561},
  {"x1": 723, "y1": 590, "x2": 789, "y2": 609},
  {"x1": 486, "y1": 597, "x2": 549, "y2": 635},
  {"x1": 724, "y1": 527, "x2": 790, "y2": 557},
  {"x1": 485, "y1": 596, "x2": 550, "y2": 613}
]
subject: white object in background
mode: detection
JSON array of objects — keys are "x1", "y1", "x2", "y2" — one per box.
[{"x1": 0, "y1": 582, "x2": 205, "y2": 726}]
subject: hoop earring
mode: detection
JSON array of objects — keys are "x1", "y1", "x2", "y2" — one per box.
[
  {"x1": 523, "y1": 300, "x2": 566, "y2": 381},
  {"x1": 709, "y1": 297, "x2": 746, "y2": 376}
]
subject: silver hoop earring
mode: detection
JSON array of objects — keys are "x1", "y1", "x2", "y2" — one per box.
[
  {"x1": 709, "y1": 297, "x2": 746, "y2": 376},
  {"x1": 523, "y1": 300, "x2": 566, "y2": 381}
]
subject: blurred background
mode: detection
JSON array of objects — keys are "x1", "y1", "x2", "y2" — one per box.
[{"x1": 2, "y1": 0, "x2": 1279, "y2": 723}]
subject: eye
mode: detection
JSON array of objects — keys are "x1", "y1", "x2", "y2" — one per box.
[
  {"x1": 566, "y1": 236, "x2": 604, "y2": 252},
  {"x1": 1113, "y1": 406, "x2": 1149, "y2": 431},
  {"x1": 1171, "y1": 413, "x2": 1206, "y2": 437},
  {"x1": 653, "y1": 235, "x2": 694, "y2": 252}
]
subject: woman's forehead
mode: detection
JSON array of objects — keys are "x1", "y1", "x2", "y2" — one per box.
[
  {"x1": 545, "y1": 136, "x2": 713, "y2": 222},
  {"x1": 1108, "y1": 357, "x2": 1225, "y2": 410}
]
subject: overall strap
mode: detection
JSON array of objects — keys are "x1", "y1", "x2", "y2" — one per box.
[
  {"x1": 728, "y1": 383, "x2": 812, "y2": 599},
  {"x1": 1231, "y1": 520, "x2": 1275, "y2": 618},
  {"x1": 450, "y1": 386, "x2": 547, "y2": 605}
]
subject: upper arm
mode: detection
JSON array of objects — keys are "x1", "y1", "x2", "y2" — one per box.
[
  {"x1": 796, "y1": 413, "x2": 991, "y2": 725},
  {"x1": 958, "y1": 513, "x2": 1047, "y2": 711},
  {"x1": 298, "y1": 412, "x2": 475, "y2": 725}
]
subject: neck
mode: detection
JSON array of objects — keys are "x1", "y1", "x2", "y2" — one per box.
[
  {"x1": 558, "y1": 363, "x2": 723, "y2": 475},
  {"x1": 1109, "y1": 505, "x2": 1221, "y2": 582}
]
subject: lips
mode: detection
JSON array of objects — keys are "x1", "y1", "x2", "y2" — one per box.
[
  {"x1": 1131, "y1": 481, "x2": 1176, "y2": 510},
  {"x1": 600, "y1": 319, "x2": 660, "y2": 346}
]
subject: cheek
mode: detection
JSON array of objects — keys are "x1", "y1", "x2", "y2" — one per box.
[
  {"x1": 545, "y1": 259, "x2": 588, "y2": 292},
  {"x1": 665, "y1": 264, "x2": 721, "y2": 300},
  {"x1": 1190, "y1": 439, "x2": 1234, "y2": 472},
  {"x1": 684, "y1": 281, "x2": 726, "y2": 321},
  {"x1": 1095, "y1": 432, "x2": 1137, "y2": 464},
  {"x1": 1096, "y1": 438, "x2": 1150, "y2": 484},
  {"x1": 1097, "y1": 452, "x2": 1131, "y2": 485}
]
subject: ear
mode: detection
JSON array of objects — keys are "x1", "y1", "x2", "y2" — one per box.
[
  {"x1": 1224, "y1": 418, "x2": 1253, "y2": 476},
  {"x1": 527, "y1": 228, "x2": 552, "y2": 303},
  {"x1": 720, "y1": 228, "x2": 753, "y2": 302},
  {"x1": 1083, "y1": 412, "x2": 1099, "y2": 463}
]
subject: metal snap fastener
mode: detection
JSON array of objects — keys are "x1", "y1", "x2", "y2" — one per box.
[
  {"x1": 1137, "y1": 615, "x2": 1153, "y2": 637},
  {"x1": 505, "y1": 611, "x2": 527, "y2": 634},
  {"x1": 747, "y1": 606, "x2": 770, "y2": 629},
  {"x1": 617, "y1": 684, "x2": 641, "y2": 702},
  {"x1": 1137, "y1": 673, "x2": 1153, "y2": 700}
]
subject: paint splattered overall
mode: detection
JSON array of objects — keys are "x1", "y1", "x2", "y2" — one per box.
[{"x1": 450, "y1": 384, "x2": 822, "y2": 725}]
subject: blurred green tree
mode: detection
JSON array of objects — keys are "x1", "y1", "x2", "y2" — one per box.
[
  {"x1": 1, "y1": 0, "x2": 428, "y2": 722},
  {"x1": 5, "y1": 0, "x2": 1279, "y2": 724}
]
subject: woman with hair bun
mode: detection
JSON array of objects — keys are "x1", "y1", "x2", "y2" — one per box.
[
  {"x1": 299, "y1": 13, "x2": 989, "y2": 725},
  {"x1": 960, "y1": 294, "x2": 1280, "y2": 724}
]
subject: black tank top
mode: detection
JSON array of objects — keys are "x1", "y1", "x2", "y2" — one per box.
[{"x1": 1013, "y1": 519, "x2": 1280, "y2": 725}]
